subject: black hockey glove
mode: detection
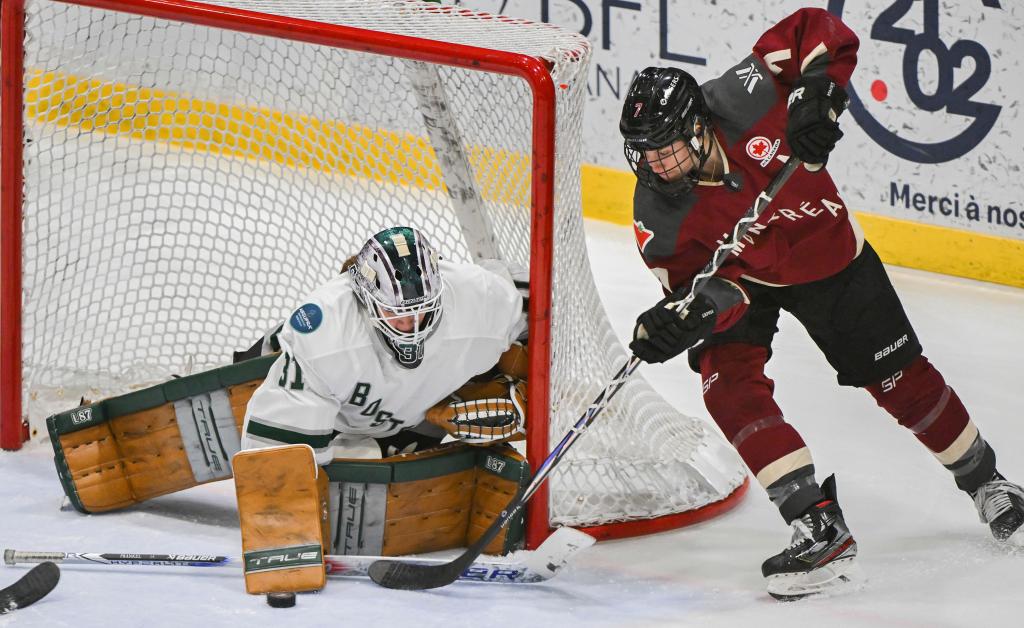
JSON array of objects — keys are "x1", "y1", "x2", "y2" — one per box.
[
  {"x1": 630, "y1": 291, "x2": 717, "y2": 364},
  {"x1": 786, "y1": 75, "x2": 848, "y2": 169}
]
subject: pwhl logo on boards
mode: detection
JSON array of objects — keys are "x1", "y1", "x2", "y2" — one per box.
[{"x1": 828, "y1": 0, "x2": 1003, "y2": 163}]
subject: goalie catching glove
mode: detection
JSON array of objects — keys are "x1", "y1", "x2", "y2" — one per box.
[{"x1": 425, "y1": 375, "x2": 526, "y2": 445}]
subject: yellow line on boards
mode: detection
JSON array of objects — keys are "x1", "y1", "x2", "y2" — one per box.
[
  {"x1": 856, "y1": 214, "x2": 1024, "y2": 289},
  {"x1": 23, "y1": 70, "x2": 530, "y2": 206},
  {"x1": 580, "y1": 164, "x2": 1024, "y2": 289}
]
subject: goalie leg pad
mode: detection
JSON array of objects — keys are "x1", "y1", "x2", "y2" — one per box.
[
  {"x1": 470, "y1": 445, "x2": 530, "y2": 554},
  {"x1": 325, "y1": 442, "x2": 529, "y2": 557},
  {"x1": 46, "y1": 356, "x2": 274, "y2": 513},
  {"x1": 234, "y1": 444, "x2": 330, "y2": 594}
]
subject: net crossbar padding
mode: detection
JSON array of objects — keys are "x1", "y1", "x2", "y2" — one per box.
[{"x1": 0, "y1": 0, "x2": 748, "y2": 547}]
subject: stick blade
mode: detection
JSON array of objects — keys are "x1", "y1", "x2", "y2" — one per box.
[
  {"x1": 522, "y1": 527, "x2": 596, "y2": 579},
  {"x1": 0, "y1": 562, "x2": 60, "y2": 615},
  {"x1": 367, "y1": 558, "x2": 463, "y2": 591}
]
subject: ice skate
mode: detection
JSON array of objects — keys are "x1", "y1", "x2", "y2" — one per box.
[
  {"x1": 762, "y1": 475, "x2": 862, "y2": 601},
  {"x1": 971, "y1": 473, "x2": 1024, "y2": 547}
]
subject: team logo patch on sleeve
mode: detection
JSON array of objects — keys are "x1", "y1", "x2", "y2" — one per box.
[{"x1": 290, "y1": 304, "x2": 323, "y2": 334}]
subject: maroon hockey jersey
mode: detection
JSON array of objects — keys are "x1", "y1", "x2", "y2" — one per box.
[{"x1": 632, "y1": 8, "x2": 863, "y2": 331}]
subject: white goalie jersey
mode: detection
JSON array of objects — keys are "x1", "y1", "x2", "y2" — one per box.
[{"x1": 240, "y1": 260, "x2": 527, "y2": 464}]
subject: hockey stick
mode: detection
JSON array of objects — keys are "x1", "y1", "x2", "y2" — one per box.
[
  {"x1": 2, "y1": 526, "x2": 594, "y2": 586},
  {"x1": 368, "y1": 157, "x2": 803, "y2": 590},
  {"x1": 0, "y1": 562, "x2": 60, "y2": 615}
]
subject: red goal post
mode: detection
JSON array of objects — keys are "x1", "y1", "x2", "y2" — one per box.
[{"x1": 1, "y1": 0, "x2": 747, "y2": 548}]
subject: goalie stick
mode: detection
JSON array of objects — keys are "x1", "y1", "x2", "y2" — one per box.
[
  {"x1": 0, "y1": 562, "x2": 60, "y2": 615},
  {"x1": 368, "y1": 157, "x2": 803, "y2": 591},
  {"x1": 2, "y1": 526, "x2": 594, "y2": 586}
]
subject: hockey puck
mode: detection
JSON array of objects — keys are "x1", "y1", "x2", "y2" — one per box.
[{"x1": 266, "y1": 592, "x2": 296, "y2": 608}]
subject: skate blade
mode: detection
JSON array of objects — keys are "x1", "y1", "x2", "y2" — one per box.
[{"x1": 765, "y1": 557, "x2": 865, "y2": 602}]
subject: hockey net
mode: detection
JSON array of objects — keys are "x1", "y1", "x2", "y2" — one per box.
[{"x1": 1, "y1": 0, "x2": 747, "y2": 546}]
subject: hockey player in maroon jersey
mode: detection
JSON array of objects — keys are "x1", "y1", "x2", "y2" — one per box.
[{"x1": 618, "y1": 8, "x2": 1024, "y2": 600}]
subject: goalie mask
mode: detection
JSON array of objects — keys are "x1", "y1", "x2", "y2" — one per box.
[
  {"x1": 351, "y1": 227, "x2": 444, "y2": 369},
  {"x1": 620, "y1": 67, "x2": 712, "y2": 198}
]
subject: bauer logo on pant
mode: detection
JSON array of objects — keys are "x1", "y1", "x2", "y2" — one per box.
[{"x1": 874, "y1": 333, "x2": 909, "y2": 361}]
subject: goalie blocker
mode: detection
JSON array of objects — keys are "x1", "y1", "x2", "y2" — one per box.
[{"x1": 235, "y1": 441, "x2": 530, "y2": 594}]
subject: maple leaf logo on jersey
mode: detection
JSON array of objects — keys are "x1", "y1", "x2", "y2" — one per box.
[
  {"x1": 634, "y1": 220, "x2": 654, "y2": 253},
  {"x1": 745, "y1": 136, "x2": 781, "y2": 167},
  {"x1": 747, "y1": 137, "x2": 771, "y2": 158}
]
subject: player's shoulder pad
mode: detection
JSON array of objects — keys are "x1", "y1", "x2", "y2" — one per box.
[
  {"x1": 441, "y1": 260, "x2": 522, "y2": 329},
  {"x1": 447, "y1": 260, "x2": 520, "y2": 300},
  {"x1": 702, "y1": 53, "x2": 779, "y2": 144},
  {"x1": 281, "y1": 275, "x2": 370, "y2": 354},
  {"x1": 477, "y1": 259, "x2": 530, "y2": 310}
]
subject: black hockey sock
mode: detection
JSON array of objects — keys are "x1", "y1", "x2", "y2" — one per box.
[
  {"x1": 766, "y1": 467, "x2": 824, "y2": 524},
  {"x1": 946, "y1": 435, "x2": 997, "y2": 494}
]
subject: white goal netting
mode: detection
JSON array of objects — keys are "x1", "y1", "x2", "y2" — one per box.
[{"x1": 11, "y1": 0, "x2": 746, "y2": 530}]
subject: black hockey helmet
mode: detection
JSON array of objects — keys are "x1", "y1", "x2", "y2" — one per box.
[{"x1": 620, "y1": 67, "x2": 712, "y2": 197}]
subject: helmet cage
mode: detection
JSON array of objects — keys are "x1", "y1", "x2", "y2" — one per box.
[
  {"x1": 622, "y1": 116, "x2": 712, "y2": 196},
  {"x1": 362, "y1": 289, "x2": 443, "y2": 348},
  {"x1": 624, "y1": 131, "x2": 710, "y2": 198},
  {"x1": 350, "y1": 227, "x2": 444, "y2": 368}
]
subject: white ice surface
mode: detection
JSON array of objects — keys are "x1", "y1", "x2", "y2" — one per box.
[{"x1": 1, "y1": 219, "x2": 1021, "y2": 627}]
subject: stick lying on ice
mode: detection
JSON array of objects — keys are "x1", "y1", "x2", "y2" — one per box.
[
  {"x1": 0, "y1": 562, "x2": 60, "y2": 615},
  {"x1": 3, "y1": 526, "x2": 594, "y2": 585}
]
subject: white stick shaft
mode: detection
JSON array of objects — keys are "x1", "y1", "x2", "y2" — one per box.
[
  {"x1": 4, "y1": 550, "x2": 229, "y2": 567},
  {"x1": 3, "y1": 527, "x2": 594, "y2": 584}
]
